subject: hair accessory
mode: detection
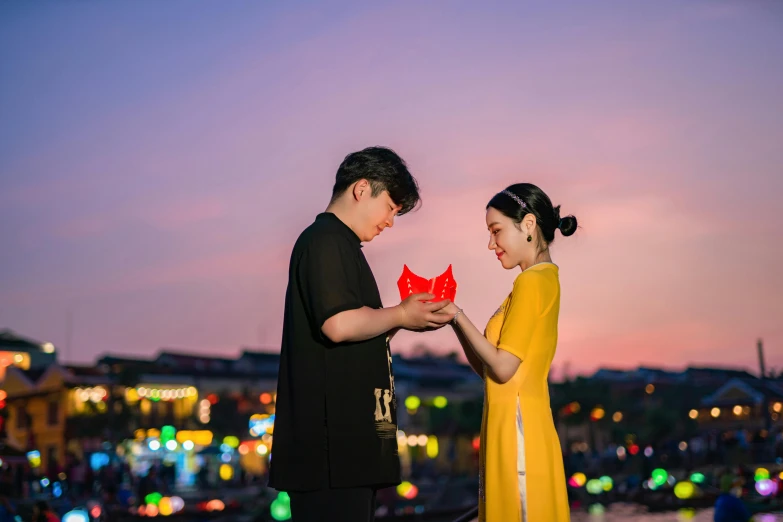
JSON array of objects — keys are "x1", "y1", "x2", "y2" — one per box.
[
  {"x1": 502, "y1": 190, "x2": 526, "y2": 209},
  {"x1": 557, "y1": 218, "x2": 563, "y2": 229}
]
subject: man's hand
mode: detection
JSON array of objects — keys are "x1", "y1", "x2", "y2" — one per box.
[{"x1": 397, "y1": 293, "x2": 455, "y2": 330}]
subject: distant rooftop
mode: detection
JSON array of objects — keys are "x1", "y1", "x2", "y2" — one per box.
[{"x1": 0, "y1": 328, "x2": 49, "y2": 353}]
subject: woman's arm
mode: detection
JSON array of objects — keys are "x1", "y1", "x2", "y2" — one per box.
[
  {"x1": 454, "y1": 325, "x2": 484, "y2": 377},
  {"x1": 444, "y1": 303, "x2": 521, "y2": 383}
]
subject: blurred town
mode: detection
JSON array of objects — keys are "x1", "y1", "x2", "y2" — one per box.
[{"x1": 0, "y1": 328, "x2": 782, "y2": 521}]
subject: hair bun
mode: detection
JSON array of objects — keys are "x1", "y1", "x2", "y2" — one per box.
[{"x1": 558, "y1": 214, "x2": 578, "y2": 237}]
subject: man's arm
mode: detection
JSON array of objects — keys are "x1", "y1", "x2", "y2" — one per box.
[
  {"x1": 322, "y1": 294, "x2": 454, "y2": 344},
  {"x1": 322, "y1": 306, "x2": 404, "y2": 344}
]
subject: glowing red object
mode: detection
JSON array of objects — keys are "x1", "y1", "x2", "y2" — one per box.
[
  {"x1": 629, "y1": 444, "x2": 640, "y2": 455},
  {"x1": 397, "y1": 265, "x2": 457, "y2": 302},
  {"x1": 472, "y1": 436, "x2": 480, "y2": 451},
  {"x1": 207, "y1": 394, "x2": 218, "y2": 405}
]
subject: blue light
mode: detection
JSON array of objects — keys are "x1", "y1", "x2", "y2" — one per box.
[
  {"x1": 90, "y1": 452, "x2": 110, "y2": 471},
  {"x1": 62, "y1": 510, "x2": 89, "y2": 522},
  {"x1": 53, "y1": 482, "x2": 63, "y2": 498}
]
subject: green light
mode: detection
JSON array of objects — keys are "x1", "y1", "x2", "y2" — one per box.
[
  {"x1": 652, "y1": 468, "x2": 668, "y2": 487},
  {"x1": 755, "y1": 468, "x2": 770, "y2": 481},
  {"x1": 599, "y1": 475, "x2": 613, "y2": 491},
  {"x1": 405, "y1": 396, "x2": 421, "y2": 410},
  {"x1": 690, "y1": 472, "x2": 705, "y2": 484},
  {"x1": 588, "y1": 504, "x2": 605, "y2": 514},
  {"x1": 586, "y1": 479, "x2": 603, "y2": 495},
  {"x1": 433, "y1": 396, "x2": 448, "y2": 408},
  {"x1": 270, "y1": 492, "x2": 291, "y2": 521},
  {"x1": 145, "y1": 492, "x2": 162, "y2": 506},
  {"x1": 161, "y1": 425, "x2": 176, "y2": 443}
]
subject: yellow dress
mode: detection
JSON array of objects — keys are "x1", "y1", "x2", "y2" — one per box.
[{"x1": 480, "y1": 263, "x2": 570, "y2": 521}]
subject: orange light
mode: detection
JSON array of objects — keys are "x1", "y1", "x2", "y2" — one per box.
[
  {"x1": 260, "y1": 393, "x2": 272, "y2": 404},
  {"x1": 206, "y1": 500, "x2": 225, "y2": 512},
  {"x1": 0, "y1": 390, "x2": 6, "y2": 401}
]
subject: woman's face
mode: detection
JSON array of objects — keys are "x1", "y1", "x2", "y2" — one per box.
[{"x1": 486, "y1": 206, "x2": 530, "y2": 270}]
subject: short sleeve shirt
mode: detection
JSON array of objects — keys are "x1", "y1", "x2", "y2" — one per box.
[{"x1": 269, "y1": 213, "x2": 400, "y2": 491}]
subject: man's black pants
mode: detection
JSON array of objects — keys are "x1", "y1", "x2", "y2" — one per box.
[{"x1": 289, "y1": 486, "x2": 376, "y2": 522}]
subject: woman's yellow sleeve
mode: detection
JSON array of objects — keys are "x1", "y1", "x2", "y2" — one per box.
[{"x1": 497, "y1": 271, "x2": 545, "y2": 361}]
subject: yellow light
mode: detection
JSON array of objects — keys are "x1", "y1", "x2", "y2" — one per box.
[
  {"x1": 433, "y1": 396, "x2": 448, "y2": 408},
  {"x1": 187, "y1": 387, "x2": 198, "y2": 397},
  {"x1": 223, "y1": 436, "x2": 239, "y2": 448},
  {"x1": 176, "y1": 430, "x2": 213, "y2": 446},
  {"x1": 612, "y1": 411, "x2": 623, "y2": 422},
  {"x1": 426, "y1": 435, "x2": 438, "y2": 458},
  {"x1": 572, "y1": 472, "x2": 587, "y2": 487},
  {"x1": 159, "y1": 497, "x2": 173, "y2": 516},
  {"x1": 674, "y1": 481, "x2": 695, "y2": 499},
  {"x1": 405, "y1": 396, "x2": 421, "y2": 409},
  {"x1": 407, "y1": 435, "x2": 418, "y2": 447},
  {"x1": 219, "y1": 464, "x2": 233, "y2": 481},
  {"x1": 689, "y1": 409, "x2": 698, "y2": 419},
  {"x1": 733, "y1": 405, "x2": 742, "y2": 416},
  {"x1": 710, "y1": 407, "x2": 720, "y2": 418},
  {"x1": 397, "y1": 430, "x2": 407, "y2": 447},
  {"x1": 257, "y1": 444, "x2": 268, "y2": 456},
  {"x1": 126, "y1": 388, "x2": 139, "y2": 403},
  {"x1": 41, "y1": 342, "x2": 55, "y2": 353},
  {"x1": 0, "y1": 390, "x2": 6, "y2": 401},
  {"x1": 13, "y1": 354, "x2": 23, "y2": 364},
  {"x1": 590, "y1": 407, "x2": 605, "y2": 420},
  {"x1": 645, "y1": 384, "x2": 655, "y2": 394}
]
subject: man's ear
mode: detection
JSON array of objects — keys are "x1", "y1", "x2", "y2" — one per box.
[{"x1": 352, "y1": 179, "x2": 370, "y2": 201}]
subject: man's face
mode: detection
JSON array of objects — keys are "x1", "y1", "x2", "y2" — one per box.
[{"x1": 357, "y1": 187, "x2": 401, "y2": 242}]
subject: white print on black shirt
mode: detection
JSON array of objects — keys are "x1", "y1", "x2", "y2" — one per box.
[{"x1": 373, "y1": 336, "x2": 397, "y2": 439}]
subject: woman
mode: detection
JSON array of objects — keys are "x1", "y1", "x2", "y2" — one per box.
[{"x1": 440, "y1": 183, "x2": 576, "y2": 521}]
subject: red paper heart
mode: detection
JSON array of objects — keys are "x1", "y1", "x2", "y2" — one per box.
[{"x1": 397, "y1": 265, "x2": 457, "y2": 302}]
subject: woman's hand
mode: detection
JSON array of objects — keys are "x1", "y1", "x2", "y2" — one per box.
[{"x1": 437, "y1": 300, "x2": 460, "y2": 317}]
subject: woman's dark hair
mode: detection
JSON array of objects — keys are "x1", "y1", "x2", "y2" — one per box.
[
  {"x1": 331, "y1": 146, "x2": 421, "y2": 215},
  {"x1": 487, "y1": 183, "x2": 577, "y2": 244}
]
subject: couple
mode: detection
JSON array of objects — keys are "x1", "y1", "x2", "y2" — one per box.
[{"x1": 269, "y1": 147, "x2": 575, "y2": 522}]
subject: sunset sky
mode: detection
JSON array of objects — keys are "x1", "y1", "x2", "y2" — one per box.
[{"x1": 2, "y1": 1, "x2": 782, "y2": 377}]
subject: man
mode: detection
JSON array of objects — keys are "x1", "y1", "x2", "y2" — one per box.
[{"x1": 269, "y1": 147, "x2": 454, "y2": 521}]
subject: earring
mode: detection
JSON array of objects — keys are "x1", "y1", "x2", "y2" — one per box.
[{"x1": 527, "y1": 235, "x2": 532, "y2": 242}]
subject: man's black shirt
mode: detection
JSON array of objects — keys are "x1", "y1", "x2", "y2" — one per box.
[{"x1": 269, "y1": 212, "x2": 400, "y2": 491}]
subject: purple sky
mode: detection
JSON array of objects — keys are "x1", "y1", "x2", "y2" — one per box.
[{"x1": 1, "y1": 1, "x2": 782, "y2": 377}]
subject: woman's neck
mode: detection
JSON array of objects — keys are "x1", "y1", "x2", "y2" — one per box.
[{"x1": 519, "y1": 250, "x2": 553, "y2": 271}]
